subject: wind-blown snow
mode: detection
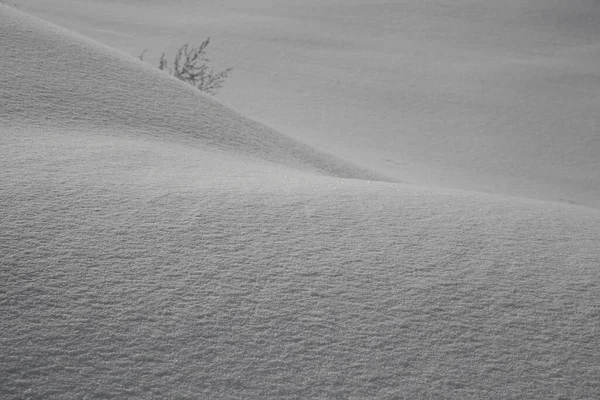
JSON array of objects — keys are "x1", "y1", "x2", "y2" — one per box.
[
  {"x1": 1, "y1": 4, "x2": 600, "y2": 399},
  {"x1": 0, "y1": 6, "x2": 382, "y2": 182},
  {"x1": 14, "y1": 0, "x2": 600, "y2": 208}
]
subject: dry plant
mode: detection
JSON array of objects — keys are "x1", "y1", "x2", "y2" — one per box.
[{"x1": 140, "y1": 38, "x2": 232, "y2": 95}]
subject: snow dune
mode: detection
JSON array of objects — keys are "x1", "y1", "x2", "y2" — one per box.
[
  {"x1": 0, "y1": 6, "x2": 382, "y2": 182},
  {"x1": 14, "y1": 0, "x2": 600, "y2": 209},
  {"x1": 1, "y1": 5, "x2": 600, "y2": 399}
]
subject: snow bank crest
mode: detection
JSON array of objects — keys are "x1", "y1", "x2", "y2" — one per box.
[{"x1": 0, "y1": 5, "x2": 383, "y2": 181}]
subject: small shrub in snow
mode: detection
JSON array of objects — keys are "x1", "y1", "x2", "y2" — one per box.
[{"x1": 140, "y1": 38, "x2": 232, "y2": 95}]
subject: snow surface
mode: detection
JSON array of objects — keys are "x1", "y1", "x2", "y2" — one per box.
[
  {"x1": 1, "y1": 4, "x2": 600, "y2": 399},
  {"x1": 13, "y1": 0, "x2": 600, "y2": 209}
]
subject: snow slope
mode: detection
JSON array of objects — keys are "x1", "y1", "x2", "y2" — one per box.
[
  {"x1": 14, "y1": 0, "x2": 600, "y2": 209},
  {"x1": 1, "y1": 5, "x2": 600, "y2": 399},
  {"x1": 0, "y1": 6, "x2": 383, "y2": 182}
]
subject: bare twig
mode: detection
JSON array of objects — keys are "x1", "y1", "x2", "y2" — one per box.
[{"x1": 141, "y1": 38, "x2": 232, "y2": 95}]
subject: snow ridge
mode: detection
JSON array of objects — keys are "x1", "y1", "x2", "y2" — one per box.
[{"x1": 0, "y1": 5, "x2": 383, "y2": 181}]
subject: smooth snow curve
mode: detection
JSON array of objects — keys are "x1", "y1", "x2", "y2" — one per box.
[
  {"x1": 14, "y1": 0, "x2": 600, "y2": 209},
  {"x1": 0, "y1": 6, "x2": 383, "y2": 182},
  {"x1": 1, "y1": 4, "x2": 600, "y2": 399}
]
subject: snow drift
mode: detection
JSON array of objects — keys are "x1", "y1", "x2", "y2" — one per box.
[
  {"x1": 15, "y1": 0, "x2": 600, "y2": 209},
  {"x1": 1, "y1": 5, "x2": 599, "y2": 399},
  {"x1": 0, "y1": 6, "x2": 382, "y2": 182}
]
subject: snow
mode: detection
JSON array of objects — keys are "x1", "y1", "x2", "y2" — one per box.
[
  {"x1": 13, "y1": 0, "x2": 600, "y2": 209},
  {"x1": 1, "y1": 3, "x2": 600, "y2": 399}
]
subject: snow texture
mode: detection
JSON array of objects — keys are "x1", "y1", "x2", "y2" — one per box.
[
  {"x1": 1, "y1": 4, "x2": 600, "y2": 399},
  {"x1": 14, "y1": 0, "x2": 600, "y2": 209}
]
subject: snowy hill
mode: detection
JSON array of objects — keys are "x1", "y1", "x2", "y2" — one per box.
[
  {"x1": 1, "y1": 4, "x2": 600, "y2": 399},
  {"x1": 0, "y1": 6, "x2": 382, "y2": 182},
  {"x1": 14, "y1": 0, "x2": 600, "y2": 209}
]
